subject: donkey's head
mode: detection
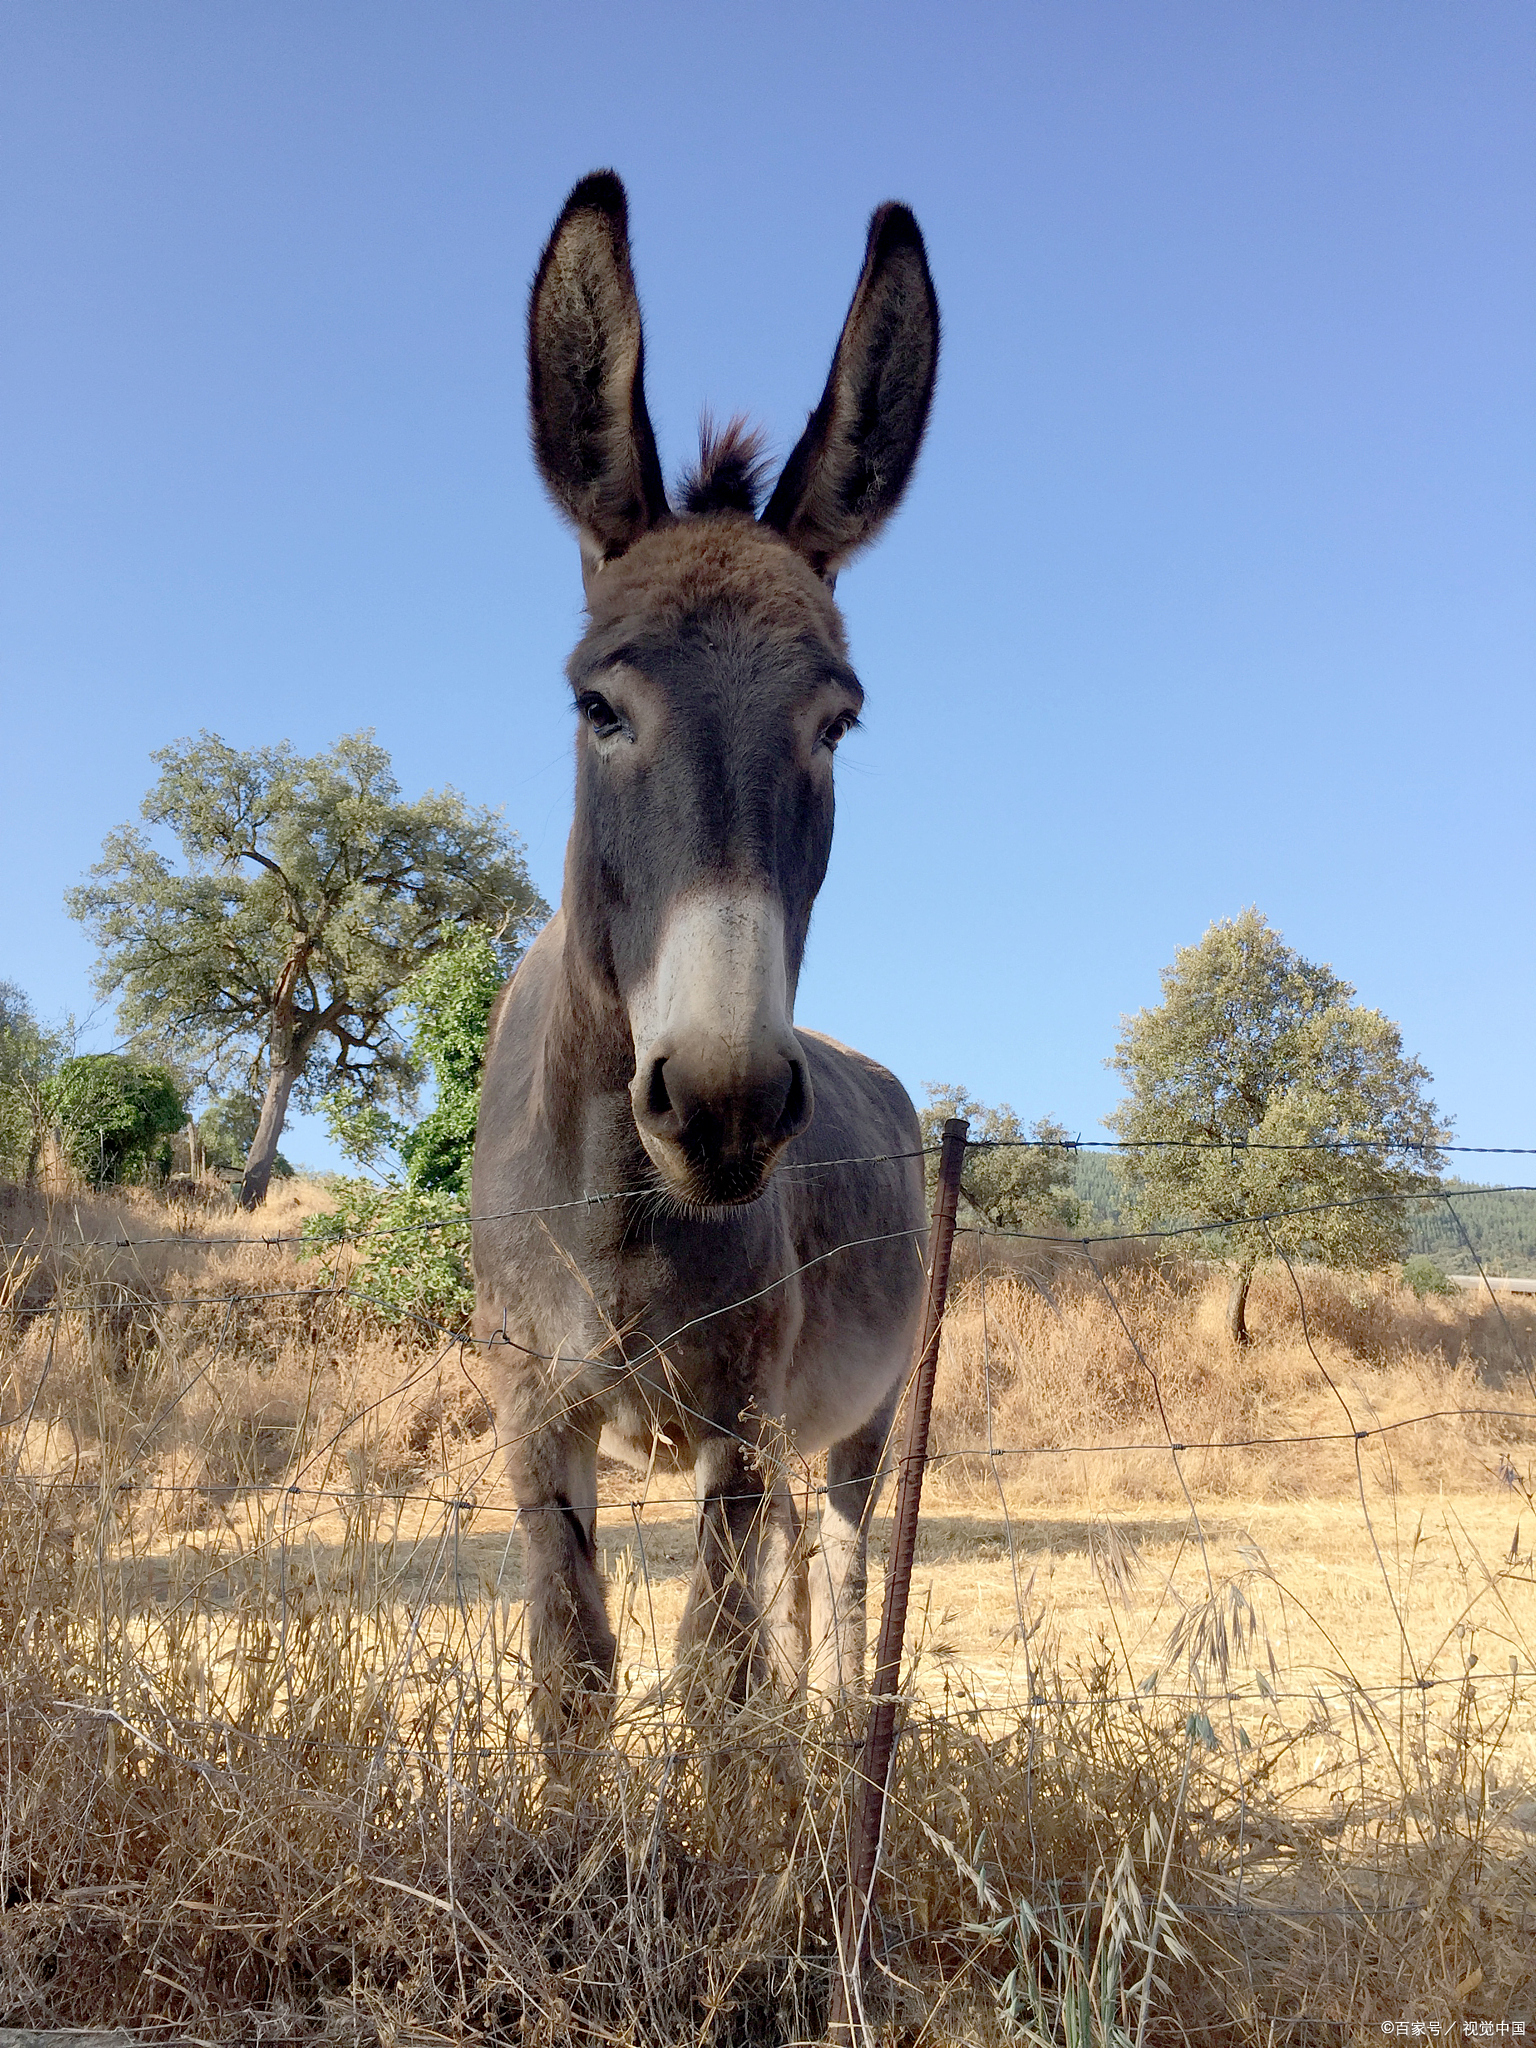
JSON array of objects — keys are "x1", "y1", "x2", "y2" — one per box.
[{"x1": 530, "y1": 172, "x2": 937, "y2": 1209}]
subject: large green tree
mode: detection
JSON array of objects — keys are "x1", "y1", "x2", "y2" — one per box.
[
  {"x1": 67, "y1": 732, "x2": 546, "y2": 1208},
  {"x1": 1106, "y1": 910, "x2": 1449, "y2": 1341}
]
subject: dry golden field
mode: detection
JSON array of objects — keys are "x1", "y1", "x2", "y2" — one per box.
[{"x1": 0, "y1": 1176, "x2": 1532, "y2": 2043}]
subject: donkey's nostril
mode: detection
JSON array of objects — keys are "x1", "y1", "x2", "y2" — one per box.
[
  {"x1": 631, "y1": 1040, "x2": 814, "y2": 1202},
  {"x1": 776, "y1": 1059, "x2": 810, "y2": 1141}
]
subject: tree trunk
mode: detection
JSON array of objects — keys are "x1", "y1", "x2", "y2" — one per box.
[
  {"x1": 1226, "y1": 1256, "x2": 1258, "y2": 1345},
  {"x1": 239, "y1": 1057, "x2": 301, "y2": 1209}
]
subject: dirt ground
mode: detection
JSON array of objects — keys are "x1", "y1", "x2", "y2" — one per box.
[{"x1": 128, "y1": 1458, "x2": 1536, "y2": 1804}]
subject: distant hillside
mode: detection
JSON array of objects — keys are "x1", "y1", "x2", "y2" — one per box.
[
  {"x1": 1405, "y1": 1181, "x2": 1536, "y2": 1278},
  {"x1": 1060, "y1": 1154, "x2": 1536, "y2": 1276},
  {"x1": 1069, "y1": 1150, "x2": 1131, "y2": 1230}
]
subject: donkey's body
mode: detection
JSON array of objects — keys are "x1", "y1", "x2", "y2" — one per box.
[{"x1": 473, "y1": 174, "x2": 939, "y2": 1736}]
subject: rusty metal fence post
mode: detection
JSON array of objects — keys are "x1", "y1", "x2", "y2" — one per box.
[{"x1": 829, "y1": 1114, "x2": 969, "y2": 2045}]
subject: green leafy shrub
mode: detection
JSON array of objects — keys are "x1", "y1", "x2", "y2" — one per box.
[
  {"x1": 0, "y1": 982, "x2": 61, "y2": 1183},
  {"x1": 299, "y1": 1180, "x2": 473, "y2": 1329},
  {"x1": 301, "y1": 925, "x2": 505, "y2": 1326},
  {"x1": 49, "y1": 1054, "x2": 185, "y2": 1186},
  {"x1": 1401, "y1": 1253, "x2": 1455, "y2": 1298},
  {"x1": 397, "y1": 925, "x2": 503, "y2": 1196}
]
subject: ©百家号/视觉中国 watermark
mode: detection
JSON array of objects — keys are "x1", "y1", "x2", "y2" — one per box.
[{"x1": 1379, "y1": 2025, "x2": 1528, "y2": 2040}]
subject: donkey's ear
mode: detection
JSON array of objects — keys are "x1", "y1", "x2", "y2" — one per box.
[
  {"x1": 761, "y1": 204, "x2": 938, "y2": 580},
  {"x1": 528, "y1": 171, "x2": 670, "y2": 580}
]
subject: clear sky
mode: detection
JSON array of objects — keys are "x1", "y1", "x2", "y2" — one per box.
[{"x1": 2, "y1": 1, "x2": 1531, "y2": 1168}]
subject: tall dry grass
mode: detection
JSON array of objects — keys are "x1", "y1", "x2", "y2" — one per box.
[
  {"x1": 0, "y1": 1180, "x2": 1531, "y2": 2040},
  {"x1": 932, "y1": 1242, "x2": 1535, "y2": 1502}
]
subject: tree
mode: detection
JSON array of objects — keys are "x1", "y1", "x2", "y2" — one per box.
[
  {"x1": 301, "y1": 925, "x2": 506, "y2": 1328},
  {"x1": 0, "y1": 982, "x2": 62, "y2": 1184},
  {"x1": 197, "y1": 1091, "x2": 293, "y2": 1181},
  {"x1": 1106, "y1": 910, "x2": 1449, "y2": 1342},
  {"x1": 49, "y1": 1055, "x2": 185, "y2": 1187},
  {"x1": 397, "y1": 922, "x2": 505, "y2": 1195},
  {"x1": 67, "y1": 732, "x2": 546, "y2": 1208},
  {"x1": 920, "y1": 1084, "x2": 1084, "y2": 1231}
]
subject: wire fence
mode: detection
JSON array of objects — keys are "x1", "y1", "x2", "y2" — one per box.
[{"x1": 1, "y1": 1143, "x2": 1533, "y2": 2040}]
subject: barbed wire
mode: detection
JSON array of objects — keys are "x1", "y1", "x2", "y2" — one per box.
[
  {"x1": 8, "y1": 1192, "x2": 1531, "y2": 1324},
  {"x1": 970, "y1": 1182, "x2": 1536, "y2": 1246},
  {"x1": 24, "y1": 1667, "x2": 1529, "y2": 1775},
  {"x1": 7, "y1": 1384, "x2": 1534, "y2": 1509},
  {"x1": 5, "y1": 1136, "x2": 1532, "y2": 1259},
  {"x1": 978, "y1": 1136, "x2": 1536, "y2": 1155},
  {"x1": 0, "y1": 1144, "x2": 932, "y2": 1255}
]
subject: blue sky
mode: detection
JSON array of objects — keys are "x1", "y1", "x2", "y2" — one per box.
[{"x1": 2, "y1": 1, "x2": 1531, "y2": 1168}]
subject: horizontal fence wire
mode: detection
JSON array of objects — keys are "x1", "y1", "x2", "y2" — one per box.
[
  {"x1": 4, "y1": 1136, "x2": 1532, "y2": 1254},
  {"x1": 979, "y1": 1137, "x2": 1536, "y2": 1155},
  {"x1": 965, "y1": 1184, "x2": 1536, "y2": 1246},
  {"x1": 10, "y1": 1389, "x2": 1535, "y2": 1498},
  {"x1": 0, "y1": 1145, "x2": 934, "y2": 1254}
]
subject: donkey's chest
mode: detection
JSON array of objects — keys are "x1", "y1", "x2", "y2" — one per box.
[{"x1": 539, "y1": 1216, "x2": 802, "y2": 1443}]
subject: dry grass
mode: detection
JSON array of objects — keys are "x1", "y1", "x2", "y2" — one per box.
[
  {"x1": 933, "y1": 1243, "x2": 1535, "y2": 1502},
  {"x1": 0, "y1": 1181, "x2": 1532, "y2": 2041}
]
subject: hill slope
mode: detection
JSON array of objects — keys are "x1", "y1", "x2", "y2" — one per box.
[{"x1": 1059, "y1": 1155, "x2": 1535, "y2": 1275}]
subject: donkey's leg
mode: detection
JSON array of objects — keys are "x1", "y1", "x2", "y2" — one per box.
[
  {"x1": 808, "y1": 1392, "x2": 898, "y2": 1699},
  {"x1": 678, "y1": 1431, "x2": 810, "y2": 1697},
  {"x1": 510, "y1": 1422, "x2": 615, "y2": 1747},
  {"x1": 678, "y1": 1433, "x2": 763, "y2": 1696},
  {"x1": 757, "y1": 1473, "x2": 807, "y2": 1691}
]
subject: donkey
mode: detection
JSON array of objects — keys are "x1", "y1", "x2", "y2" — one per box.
[{"x1": 472, "y1": 171, "x2": 939, "y2": 1741}]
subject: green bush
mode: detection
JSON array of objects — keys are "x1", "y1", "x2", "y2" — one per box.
[
  {"x1": 1400, "y1": 1253, "x2": 1455, "y2": 1298},
  {"x1": 396, "y1": 925, "x2": 504, "y2": 1196},
  {"x1": 0, "y1": 982, "x2": 61, "y2": 1184},
  {"x1": 299, "y1": 1180, "x2": 472, "y2": 1329},
  {"x1": 301, "y1": 924, "x2": 505, "y2": 1326},
  {"x1": 49, "y1": 1055, "x2": 185, "y2": 1186}
]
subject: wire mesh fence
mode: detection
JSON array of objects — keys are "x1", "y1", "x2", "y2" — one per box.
[{"x1": 0, "y1": 1147, "x2": 1532, "y2": 2043}]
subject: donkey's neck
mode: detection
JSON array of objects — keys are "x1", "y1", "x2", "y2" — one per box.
[
  {"x1": 500, "y1": 898, "x2": 645, "y2": 1207},
  {"x1": 540, "y1": 895, "x2": 630, "y2": 1072}
]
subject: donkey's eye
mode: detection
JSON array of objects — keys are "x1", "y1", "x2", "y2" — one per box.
[
  {"x1": 578, "y1": 692, "x2": 626, "y2": 740},
  {"x1": 819, "y1": 712, "x2": 860, "y2": 752}
]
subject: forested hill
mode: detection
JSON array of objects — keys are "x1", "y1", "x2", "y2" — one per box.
[
  {"x1": 1405, "y1": 1181, "x2": 1536, "y2": 1278},
  {"x1": 1061, "y1": 1155, "x2": 1536, "y2": 1276},
  {"x1": 1070, "y1": 1151, "x2": 1131, "y2": 1230}
]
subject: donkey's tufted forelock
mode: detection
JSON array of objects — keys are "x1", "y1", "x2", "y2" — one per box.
[
  {"x1": 577, "y1": 514, "x2": 848, "y2": 658},
  {"x1": 677, "y1": 414, "x2": 774, "y2": 517}
]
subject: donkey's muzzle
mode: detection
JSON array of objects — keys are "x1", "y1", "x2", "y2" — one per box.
[{"x1": 633, "y1": 1044, "x2": 813, "y2": 1205}]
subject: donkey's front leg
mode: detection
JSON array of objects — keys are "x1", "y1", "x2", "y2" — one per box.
[
  {"x1": 678, "y1": 1433, "x2": 804, "y2": 1696},
  {"x1": 511, "y1": 1423, "x2": 615, "y2": 1749},
  {"x1": 809, "y1": 1395, "x2": 897, "y2": 1699}
]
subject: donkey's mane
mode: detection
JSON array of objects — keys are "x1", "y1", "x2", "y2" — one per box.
[{"x1": 677, "y1": 414, "x2": 773, "y2": 517}]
